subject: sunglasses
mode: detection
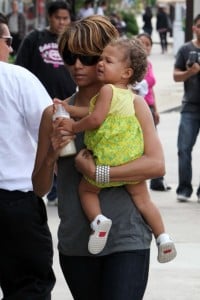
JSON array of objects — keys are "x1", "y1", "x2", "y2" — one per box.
[
  {"x1": 63, "y1": 50, "x2": 99, "y2": 66},
  {"x1": 0, "y1": 36, "x2": 13, "y2": 47}
]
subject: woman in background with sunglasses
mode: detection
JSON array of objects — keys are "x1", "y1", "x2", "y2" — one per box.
[
  {"x1": 32, "y1": 15, "x2": 165, "y2": 300},
  {"x1": 0, "y1": 14, "x2": 13, "y2": 61}
]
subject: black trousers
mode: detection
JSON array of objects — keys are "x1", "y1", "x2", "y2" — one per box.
[{"x1": 0, "y1": 189, "x2": 55, "y2": 300}]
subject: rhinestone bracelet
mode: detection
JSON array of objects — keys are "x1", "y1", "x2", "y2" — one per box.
[{"x1": 95, "y1": 165, "x2": 110, "y2": 184}]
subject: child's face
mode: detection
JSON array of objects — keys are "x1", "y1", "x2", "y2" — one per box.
[
  {"x1": 96, "y1": 45, "x2": 128, "y2": 84},
  {"x1": 139, "y1": 36, "x2": 152, "y2": 56}
]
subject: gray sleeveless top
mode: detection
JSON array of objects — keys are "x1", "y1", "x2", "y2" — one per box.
[{"x1": 57, "y1": 95, "x2": 152, "y2": 256}]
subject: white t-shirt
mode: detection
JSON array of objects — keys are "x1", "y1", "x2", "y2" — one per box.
[{"x1": 0, "y1": 62, "x2": 52, "y2": 192}]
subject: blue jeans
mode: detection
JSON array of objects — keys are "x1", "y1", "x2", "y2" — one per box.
[
  {"x1": 59, "y1": 250, "x2": 150, "y2": 300},
  {"x1": 177, "y1": 112, "x2": 200, "y2": 197}
]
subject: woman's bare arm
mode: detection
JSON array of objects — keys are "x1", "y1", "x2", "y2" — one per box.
[{"x1": 32, "y1": 105, "x2": 75, "y2": 197}]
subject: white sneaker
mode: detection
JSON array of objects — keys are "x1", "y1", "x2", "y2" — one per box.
[
  {"x1": 177, "y1": 194, "x2": 189, "y2": 202},
  {"x1": 88, "y1": 215, "x2": 112, "y2": 255},
  {"x1": 156, "y1": 233, "x2": 177, "y2": 263}
]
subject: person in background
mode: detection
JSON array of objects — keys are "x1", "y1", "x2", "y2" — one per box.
[
  {"x1": 6, "y1": 0, "x2": 26, "y2": 57},
  {"x1": 0, "y1": 15, "x2": 55, "y2": 299},
  {"x1": 96, "y1": 1, "x2": 107, "y2": 16},
  {"x1": 15, "y1": 0, "x2": 76, "y2": 206},
  {"x1": 32, "y1": 15, "x2": 166, "y2": 300},
  {"x1": 135, "y1": 32, "x2": 171, "y2": 192},
  {"x1": 173, "y1": 14, "x2": 200, "y2": 203},
  {"x1": 109, "y1": 12, "x2": 126, "y2": 36},
  {"x1": 77, "y1": 0, "x2": 94, "y2": 19},
  {"x1": 142, "y1": 6, "x2": 153, "y2": 36},
  {"x1": 156, "y1": 5, "x2": 169, "y2": 54}
]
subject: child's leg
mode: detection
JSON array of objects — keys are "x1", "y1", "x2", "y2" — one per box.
[
  {"x1": 79, "y1": 177, "x2": 101, "y2": 222},
  {"x1": 79, "y1": 178, "x2": 112, "y2": 255},
  {"x1": 126, "y1": 182, "x2": 177, "y2": 263}
]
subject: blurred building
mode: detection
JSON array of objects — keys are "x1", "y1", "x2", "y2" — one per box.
[{"x1": 0, "y1": 0, "x2": 49, "y2": 32}]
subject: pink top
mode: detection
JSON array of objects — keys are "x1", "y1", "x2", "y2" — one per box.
[{"x1": 144, "y1": 61, "x2": 156, "y2": 106}]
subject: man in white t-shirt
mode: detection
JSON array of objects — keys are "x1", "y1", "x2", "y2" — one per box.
[{"x1": 0, "y1": 15, "x2": 55, "y2": 299}]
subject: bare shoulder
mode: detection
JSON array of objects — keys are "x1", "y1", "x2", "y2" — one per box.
[
  {"x1": 40, "y1": 104, "x2": 54, "y2": 131},
  {"x1": 100, "y1": 84, "x2": 113, "y2": 93}
]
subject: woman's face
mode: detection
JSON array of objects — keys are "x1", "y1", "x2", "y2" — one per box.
[
  {"x1": 48, "y1": 9, "x2": 71, "y2": 35},
  {"x1": 67, "y1": 59, "x2": 100, "y2": 87},
  {"x1": 0, "y1": 24, "x2": 13, "y2": 62},
  {"x1": 138, "y1": 36, "x2": 152, "y2": 56}
]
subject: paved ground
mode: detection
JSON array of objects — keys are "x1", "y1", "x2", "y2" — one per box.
[{"x1": 1, "y1": 16, "x2": 200, "y2": 300}]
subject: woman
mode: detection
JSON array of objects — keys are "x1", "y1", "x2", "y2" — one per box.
[
  {"x1": 32, "y1": 16, "x2": 165, "y2": 300},
  {"x1": 156, "y1": 5, "x2": 169, "y2": 54},
  {"x1": 142, "y1": 6, "x2": 153, "y2": 36}
]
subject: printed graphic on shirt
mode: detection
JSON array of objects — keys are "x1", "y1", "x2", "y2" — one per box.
[{"x1": 39, "y1": 42, "x2": 64, "y2": 68}]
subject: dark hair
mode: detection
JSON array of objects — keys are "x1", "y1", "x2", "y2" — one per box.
[
  {"x1": 47, "y1": 1, "x2": 71, "y2": 17},
  {"x1": 0, "y1": 13, "x2": 8, "y2": 36},
  {"x1": 137, "y1": 32, "x2": 153, "y2": 46},
  {"x1": 144, "y1": 6, "x2": 152, "y2": 17},
  {"x1": 109, "y1": 37, "x2": 147, "y2": 85},
  {"x1": 193, "y1": 14, "x2": 200, "y2": 25},
  {"x1": 0, "y1": 13, "x2": 7, "y2": 24}
]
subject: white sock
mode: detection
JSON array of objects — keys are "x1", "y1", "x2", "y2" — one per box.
[
  {"x1": 156, "y1": 233, "x2": 172, "y2": 246},
  {"x1": 90, "y1": 214, "x2": 110, "y2": 231}
]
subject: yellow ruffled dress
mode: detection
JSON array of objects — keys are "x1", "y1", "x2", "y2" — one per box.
[{"x1": 84, "y1": 84, "x2": 144, "y2": 187}]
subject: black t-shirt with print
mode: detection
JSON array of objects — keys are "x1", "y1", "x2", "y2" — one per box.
[
  {"x1": 15, "y1": 29, "x2": 76, "y2": 99},
  {"x1": 174, "y1": 41, "x2": 200, "y2": 113}
]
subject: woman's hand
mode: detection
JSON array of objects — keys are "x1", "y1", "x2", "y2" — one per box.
[
  {"x1": 51, "y1": 117, "x2": 75, "y2": 157},
  {"x1": 75, "y1": 149, "x2": 95, "y2": 180}
]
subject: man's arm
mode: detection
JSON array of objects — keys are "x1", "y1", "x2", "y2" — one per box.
[{"x1": 173, "y1": 63, "x2": 200, "y2": 82}]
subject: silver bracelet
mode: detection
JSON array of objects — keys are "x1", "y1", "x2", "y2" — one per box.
[{"x1": 96, "y1": 165, "x2": 110, "y2": 184}]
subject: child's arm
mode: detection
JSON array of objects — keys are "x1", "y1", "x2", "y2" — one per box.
[
  {"x1": 64, "y1": 102, "x2": 89, "y2": 119},
  {"x1": 72, "y1": 85, "x2": 113, "y2": 133},
  {"x1": 54, "y1": 98, "x2": 89, "y2": 119}
]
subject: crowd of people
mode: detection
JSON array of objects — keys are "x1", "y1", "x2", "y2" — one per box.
[{"x1": 2, "y1": 0, "x2": 199, "y2": 299}]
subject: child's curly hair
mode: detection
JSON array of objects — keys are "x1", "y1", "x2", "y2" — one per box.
[{"x1": 109, "y1": 37, "x2": 147, "y2": 85}]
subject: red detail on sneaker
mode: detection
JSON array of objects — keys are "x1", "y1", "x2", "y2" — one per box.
[
  {"x1": 163, "y1": 249, "x2": 172, "y2": 254},
  {"x1": 99, "y1": 231, "x2": 106, "y2": 237}
]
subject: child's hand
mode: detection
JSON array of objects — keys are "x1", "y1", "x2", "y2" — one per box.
[
  {"x1": 53, "y1": 98, "x2": 72, "y2": 114},
  {"x1": 60, "y1": 118, "x2": 75, "y2": 133}
]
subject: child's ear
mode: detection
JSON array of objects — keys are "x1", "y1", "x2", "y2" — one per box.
[{"x1": 123, "y1": 67, "x2": 133, "y2": 79}]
